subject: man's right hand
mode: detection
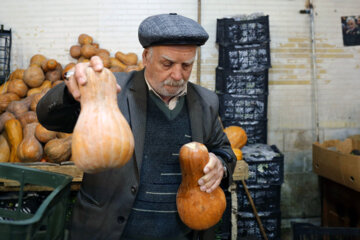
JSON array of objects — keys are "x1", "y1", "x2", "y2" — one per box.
[{"x1": 64, "y1": 56, "x2": 121, "y2": 101}]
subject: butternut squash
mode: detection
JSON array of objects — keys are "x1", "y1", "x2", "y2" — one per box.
[
  {"x1": 4, "y1": 119, "x2": 23, "y2": 163},
  {"x1": 0, "y1": 112, "x2": 15, "y2": 132},
  {"x1": 223, "y1": 126, "x2": 248, "y2": 149},
  {"x1": 7, "y1": 78, "x2": 28, "y2": 98},
  {"x1": 0, "y1": 80, "x2": 10, "y2": 94},
  {"x1": 96, "y1": 52, "x2": 111, "y2": 68},
  {"x1": 44, "y1": 136, "x2": 72, "y2": 163},
  {"x1": 6, "y1": 95, "x2": 33, "y2": 118},
  {"x1": 176, "y1": 142, "x2": 226, "y2": 230},
  {"x1": 70, "y1": 45, "x2": 82, "y2": 59},
  {"x1": 18, "y1": 111, "x2": 38, "y2": 127},
  {"x1": 0, "y1": 93, "x2": 20, "y2": 113},
  {"x1": 35, "y1": 124, "x2": 57, "y2": 143},
  {"x1": 56, "y1": 132, "x2": 72, "y2": 138},
  {"x1": 23, "y1": 65, "x2": 45, "y2": 88},
  {"x1": 11, "y1": 69, "x2": 25, "y2": 80},
  {"x1": 110, "y1": 57, "x2": 127, "y2": 71},
  {"x1": 27, "y1": 80, "x2": 52, "y2": 96},
  {"x1": 30, "y1": 54, "x2": 47, "y2": 67},
  {"x1": 17, "y1": 122, "x2": 43, "y2": 162},
  {"x1": 81, "y1": 44, "x2": 97, "y2": 59},
  {"x1": 30, "y1": 89, "x2": 49, "y2": 112},
  {"x1": 0, "y1": 132, "x2": 10, "y2": 162},
  {"x1": 115, "y1": 51, "x2": 138, "y2": 66},
  {"x1": 62, "y1": 63, "x2": 76, "y2": 80},
  {"x1": 72, "y1": 67, "x2": 134, "y2": 173},
  {"x1": 78, "y1": 33, "x2": 93, "y2": 45},
  {"x1": 46, "y1": 63, "x2": 63, "y2": 82}
]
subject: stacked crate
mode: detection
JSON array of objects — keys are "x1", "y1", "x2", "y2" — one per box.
[
  {"x1": 215, "y1": 15, "x2": 283, "y2": 240},
  {"x1": 216, "y1": 15, "x2": 270, "y2": 144},
  {"x1": 0, "y1": 25, "x2": 11, "y2": 85}
]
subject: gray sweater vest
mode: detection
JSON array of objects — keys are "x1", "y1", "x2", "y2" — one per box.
[{"x1": 122, "y1": 94, "x2": 193, "y2": 240}]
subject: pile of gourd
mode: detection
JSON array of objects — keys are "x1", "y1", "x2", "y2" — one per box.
[{"x1": 0, "y1": 33, "x2": 143, "y2": 164}]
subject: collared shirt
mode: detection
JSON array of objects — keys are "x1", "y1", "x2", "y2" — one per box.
[{"x1": 144, "y1": 76, "x2": 187, "y2": 110}]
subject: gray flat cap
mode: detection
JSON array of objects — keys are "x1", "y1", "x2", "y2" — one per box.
[{"x1": 138, "y1": 13, "x2": 209, "y2": 48}]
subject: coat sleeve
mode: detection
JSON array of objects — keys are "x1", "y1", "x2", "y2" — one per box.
[{"x1": 36, "y1": 83, "x2": 80, "y2": 133}]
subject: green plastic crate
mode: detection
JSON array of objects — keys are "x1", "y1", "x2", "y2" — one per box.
[{"x1": 0, "y1": 163, "x2": 73, "y2": 240}]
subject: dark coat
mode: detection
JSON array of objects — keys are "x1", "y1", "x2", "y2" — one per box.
[{"x1": 36, "y1": 69, "x2": 236, "y2": 240}]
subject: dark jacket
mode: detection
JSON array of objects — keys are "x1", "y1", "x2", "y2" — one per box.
[{"x1": 36, "y1": 69, "x2": 236, "y2": 240}]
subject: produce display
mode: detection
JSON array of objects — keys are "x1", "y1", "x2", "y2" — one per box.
[{"x1": 0, "y1": 33, "x2": 143, "y2": 164}]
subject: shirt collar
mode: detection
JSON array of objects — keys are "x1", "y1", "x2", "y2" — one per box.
[{"x1": 144, "y1": 73, "x2": 187, "y2": 110}]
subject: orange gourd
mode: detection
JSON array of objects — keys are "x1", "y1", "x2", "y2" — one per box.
[
  {"x1": 35, "y1": 124, "x2": 57, "y2": 143},
  {"x1": 78, "y1": 33, "x2": 93, "y2": 45},
  {"x1": 44, "y1": 136, "x2": 72, "y2": 163},
  {"x1": 0, "y1": 132, "x2": 10, "y2": 162},
  {"x1": 7, "y1": 78, "x2": 28, "y2": 98},
  {"x1": 18, "y1": 111, "x2": 38, "y2": 127},
  {"x1": 70, "y1": 45, "x2": 82, "y2": 59},
  {"x1": 72, "y1": 67, "x2": 134, "y2": 173},
  {"x1": 27, "y1": 80, "x2": 52, "y2": 96},
  {"x1": 30, "y1": 54, "x2": 47, "y2": 67},
  {"x1": 223, "y1": 126, "x2": 248, "y2": 149},
  {"x1": 0, "y1": 93, "x2": 20, "y2": 113},
  {"x1": 17, "y1": 122, "x2": 43, "y2": 162},
  {"x1": 23, "y1": 65, "x2": 45, "y2": 88},
  {"x1": 115, "y1": 51, "x2": 138, "y2": 66},
  {"x1": 176, "y1": 142, "x2": 226, "y2": 230},
  {"x1": 232, "y1": 148, "x2": 243, "y2": 161},
  {"x1": 6, "y1": 95, "x2": 33, "y2": 118},
  {"x1": 4, "y1": 119, "x2": 23, "y2": 162}
]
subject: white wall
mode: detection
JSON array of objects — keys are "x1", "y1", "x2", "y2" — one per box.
[{"x1": 2, "y1": 0, "x2": 360, "y2": 225}]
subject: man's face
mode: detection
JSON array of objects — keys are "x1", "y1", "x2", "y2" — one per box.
[
  {"x1": 347, "y1": 19, "x2": 356, "y2": 30},
  {"x1": 142, "y1": 45, "x2": 197, "y2": 99}
]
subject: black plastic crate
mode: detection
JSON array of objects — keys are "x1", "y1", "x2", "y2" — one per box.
[
  {"x1": 218, "y1": 43, "x2": 271, "y2": 72},
  {"x1": 0, "y1": 25, "x2": 11, "y2": 84},
  {"x1": 237, "y1": 184, "x2": 281, "y2": 212},
  {"x1": 222, "y1": 119, "x2": 267, "y2": 145},
  {"x1": 218, "y1": 94, "x2": 268, "y2": 121},
  {"x1": 292, "y1": 222, "x2": 360, "y2": 240},
  {"x1": 216, "y1": 16, "x2": 270, "y2": 46},
  {"x1": 241, "y1": 144, "x2": 284, "y2": 185},
  {"x1": 237, "y1": 210, "x2": 281, "y2": 240},
  {"x1": 216, "y1": 67, "x2": 268, "y2": 95}
]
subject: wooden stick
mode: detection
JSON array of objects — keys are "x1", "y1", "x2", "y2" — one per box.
[{"x1": 241, "y1": 180, "x2": 268, "y2": 240}]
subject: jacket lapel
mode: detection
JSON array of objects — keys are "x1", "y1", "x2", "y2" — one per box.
[
  {"x1": 127, "y1": 70, "x2": 147, "y2": 177},
  {"x1": 186, "y1": 83, "x2": 203, "y2": 143}
]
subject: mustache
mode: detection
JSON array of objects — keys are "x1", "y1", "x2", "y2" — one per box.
[{"x1": 163, "y1": 78, "x2": 185, "y2": 87}]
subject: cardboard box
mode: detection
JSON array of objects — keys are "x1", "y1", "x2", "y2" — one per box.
[{"x1": 313, "y1": 136, "x2": 360, "y2": 192}]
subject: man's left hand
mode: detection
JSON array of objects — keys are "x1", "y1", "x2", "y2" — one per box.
[{"x1": 198, "y1": 153, "x2": 225, "y2": 193}]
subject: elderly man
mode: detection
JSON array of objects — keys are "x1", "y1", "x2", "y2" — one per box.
[{"x1": 37, "y1": 13, "x2": 236, "y2": 240}]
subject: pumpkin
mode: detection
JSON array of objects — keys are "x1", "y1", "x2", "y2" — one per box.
[
  {"x1": 80, "y1": 44, "x2": 97, "y2": 59},
  {"x1": 62, "y1": 63, "x2": 76, "y2": 80},
  {"x1": 0, "y1": 93, "x2": 20, "y2": 113},
  {"x1": 176, "y1": 142, "x2": 226, "y2": 230},
  {"x1": 0, "y1": 132, "x2": 10, "y2": 162},
  {"x1": 223, "y1": 126, "x2": 248, "y2": 149},
  {"x1": 78, "y1": 33, "x2": 93, "y2": 45},
  {"x1": 0, "y1": 112, "x2": 15, "y2": 132},
  {"x1": 27, "y1": 80, "x2": 52, "y2": 96},
  {"x1": 41, "y1": 59, "x2": 58, "y2": 72},
  {"x1": 44, "y1": 135, "x2": 72, "y2": 163},
  {"x1": 17, "y1": 122, "x2": 43, "y2": 162},
  {"x1": 4, "y1": 119, "x2": 23, "y2": 162},
  {"x1": 232, "y1": 148, "x2": 243, "y2": 161},
  {"x1": 70, "y1": 45, "x2": 82, "y2": 59},
  {"x1": 7, "y1": 78, "x2": 28, "y2": 98},
  {"x1": 23, "y1": 65, "x2": 45, "y2": 88},
  {"x1": 35, "y1": 124, "x2": 57, "y2": 143},
  {"x1": 30, "y1": 54, "x2": 47, "y2": 67},
  {"x1": 72, "y1": 67, "x2": 134, "y2": 173},
  {"x1": 115, "y1": 51, "x2": 138, "y2": 66}
]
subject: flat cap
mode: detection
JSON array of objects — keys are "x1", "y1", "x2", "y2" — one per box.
[{"x1": 138, "y1": 13, "x2": 209, "y2": 48}]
